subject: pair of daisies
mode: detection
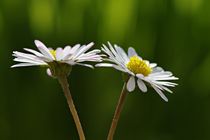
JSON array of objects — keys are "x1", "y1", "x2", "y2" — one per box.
[{"x1": 12, "y1": 40, "x2": 178, "y2": 101}]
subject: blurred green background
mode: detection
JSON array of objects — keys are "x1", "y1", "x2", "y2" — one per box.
[{"x1": 1, "y1": 0, "x2": 210, "y2": 139}]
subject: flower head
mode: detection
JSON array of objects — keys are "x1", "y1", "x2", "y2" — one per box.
[
  {"x1": 96, "y1": 42, "x2": 178, "y2": 102},
  {"x1": 12, "y1": 40, "x2": 102, "y2": 77}
]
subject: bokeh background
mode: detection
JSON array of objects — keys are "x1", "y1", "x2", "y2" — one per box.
[{"x1": 1, "y1": 0, "x2": 210, "y2": 139}]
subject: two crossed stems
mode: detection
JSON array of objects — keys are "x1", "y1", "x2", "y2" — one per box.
[{"x1": 58, "y1": 76, "x2": 85, "y2": 140}]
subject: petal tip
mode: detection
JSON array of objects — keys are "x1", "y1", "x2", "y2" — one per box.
[{"x1": 34, "y1": 40, "x2": 40, "y2": 44}]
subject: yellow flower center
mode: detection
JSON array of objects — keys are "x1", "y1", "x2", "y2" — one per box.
[
  {"x1": 50, "y1": 50, "x2": 56, "y2": 58},
  {"x1": 126, "y1": 56, "x2": 152, "y2": 76}
]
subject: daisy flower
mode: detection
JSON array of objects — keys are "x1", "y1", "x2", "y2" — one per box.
[
  {"x1": 96, "y1": 42, "x2": 178, "y2": 102},
  {"x1": 11, "y1": 40, "x2": 102, "y2": 140},
  {"x1": 96, "y1": 43, "x2": 178, "y2": 140},
  {"x1": 12, "y1": 40, "x2": 102, "y2": 77}
]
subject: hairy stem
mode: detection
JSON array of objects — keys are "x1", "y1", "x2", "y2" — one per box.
[
  {"x1": 107, "y1": 83, "x2": 128, "y2": 140},
  {"x1": 58, "y1": 76, "x2": 85, "y2": 140}
]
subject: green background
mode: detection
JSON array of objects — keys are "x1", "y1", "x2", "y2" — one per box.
[{"x1": 1, "y1": 0, "x2": 210, "y2": 139}]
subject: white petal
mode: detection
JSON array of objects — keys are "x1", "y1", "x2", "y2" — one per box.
[
  {"x1": 76, "y1": 51, "x2": 102, "y2": 62},
  {"x1": 112, "y1": 65, "x2": 128, "y2": 73},
  {"x1": 73, "y1": 43, "x2": 94, "y2": 59},
  {"x1": 108, "y1": 42, "x2": 118, "y2": 57},
  {"x1": 11, "y1": 63, "x2": 42, "y2": 68},
  {"x1": 114, "y1": 45, "x2": 129, "y2": 62},
  {"x1": 14, "y1": 58, "x2": 46, "y2": 65},
  {"x1": 151, "y1": 76, "x2": 178, "y2": 81},
  {"x1": 152, "y1": 67, "x2": 164, "y2": 73},
  {"x1": 95, "y1": 63, "x2": 114, "y2": 67},
  {"x1": 76, "y1": 57, "x2": 102, "y2": 62},
  {"x1": 13, "y1": 55, "x2": 44, "y2": 64},
  {"x1": 151, "y1": 85, "x2": 168, "y2": 102},
  {"x1": 13, "y1": 51, "x2": 37, "y2": 60},
  {"x1": 34, "y1": 40, "x2": 54, "y2": 60},
  {"x1": 77, "y1": 49, "x2": 101, "y2": 59},
  {"x1": 126, "y1": 76, "x2": 136, "y2": 92},
  {"x1": 161, "y1": 86, "x2": 173, "y2": 93},
  {"x1": 46, "y1": 68, "x2": 53, "y2": 77},
  {"x1": 65, "y1": 60, "x2": 75, "y2": 65},
  {"x1": 102, "y1": 44, "x2": 115, "y2": 58},
  {"x1": 137, "y1": 79, "x2": 147, "y2": 93},
  {"x1": 62, "y1": 46, "x2": 71, "y2": 59},
  {"x1": 105, "y1": 43, "x2": 126, "y2": 66},
  {"x1": 24, "y1": 48, "x2": 43, "y2": 57},
  {"x1": 136, "y1": 74, "x2": 144, "y2": 79},
  {"x1": 152, "y1": 81, "x2": 177, "y2": 87},
  {"x1": 69, "y1": 44, "x2": 80, "y2": 55},
  {"x1": 128, "y1": 47, "x2": 137, "y2": 58},
  {"x1": 150, "y1": 71, "x2": 172, "y2": 77},
  {"x1": 13, "y1": 51, "x2": 51, "y2": 63},
  {"x1": 75, "y1": 63, "x2": 94, "y2": 69},
  {"x1": 84, "y1": 49, "x2": 101, "y2": 55},
  {"x1": 150, "y1": 63, "x2": 157, "y2": 68},
  {"x1": 56, "y1": 48, "x2": 63, "y2": 61},
  {"x1": 96, "y1": 63, "x2": 128, "y2": 73},
  {"x1": 37, "y1": 56, "x2": 53, "y2": 62}
]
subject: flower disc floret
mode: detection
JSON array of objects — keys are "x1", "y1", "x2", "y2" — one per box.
[
  {"x1": 50, "y1": 49, "x2": 56, "y2": 59},
  {"x1": 126, "y1": 56, "x2": 152, "y2": 76}
]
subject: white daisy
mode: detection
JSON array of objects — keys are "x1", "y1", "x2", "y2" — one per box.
[
  {"x1": 12, "y1": 40, "x2": 102, "y2": 77},
  {"x1": 96, "y1": 42, "x2": 178, "y2": 102}
]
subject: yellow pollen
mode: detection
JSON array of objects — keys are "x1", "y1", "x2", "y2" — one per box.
[
  {"x1": 126, "y1": 56, "x2": 152, "y2": 76},
  {"x1": 50, "y1": 50, "x2": 56, "y2": 58}
]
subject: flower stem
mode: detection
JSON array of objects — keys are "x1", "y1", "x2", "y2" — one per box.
[
  {"x1": 58, "y1": 76, "x2": 85, "y2": 140},
  {"x1": 107, "y1": 82, "x2": 128, "y2": 140}
]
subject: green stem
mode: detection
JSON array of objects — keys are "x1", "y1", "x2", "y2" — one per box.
[
  {"x1": 58, "y1": 76, "x2": 85, "y2": 140},
  {"x1": 107, "y1": 82, "x2": 128, "y2": 140}
]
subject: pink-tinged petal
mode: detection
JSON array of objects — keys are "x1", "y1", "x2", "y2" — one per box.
[
  {"x1": 62, "y1": 46, "x2": 71, "y2": 59},
  {"x1": 128, "y1": 47, "x2": 137, "y2": 58},
  {"x1": 137, "y1": 79, "x2": 147, "y2": 93},
  {"x1": 126, "y1": 76, "x2": 136, "y2": 92},
  {"x1": 55, "y1": 48, "x2": 63, "y2": 61},
  {"x1": 34, "y1": 40, "x2": 54, "y2": 60},
  {"x1": 114, "y1": 45, "x2": 129, "y2": 63},
  {"x1": 69, "y1": 44, "x2": 80, "y2": 55},
  {"x1": 73, "y1": 43, "x2": 94, "y2": 58},
  {"x1": 136, "y1": 74, "x2": 144, "y2": 79},
  {"x1": 46, "y1": 68, "x2": 54, "y2": 77}
]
